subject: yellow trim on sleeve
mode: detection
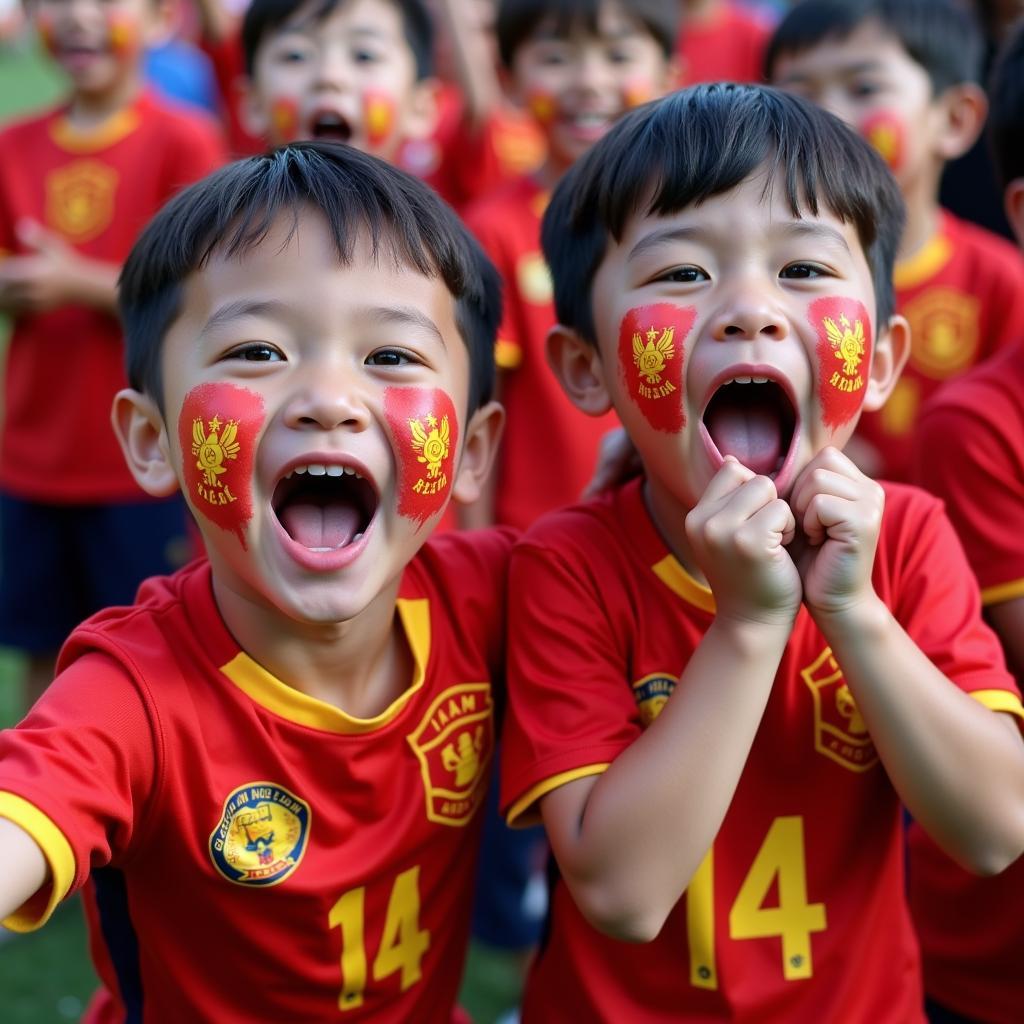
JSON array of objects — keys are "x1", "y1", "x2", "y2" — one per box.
[
  {"x1": 220, "y1": 597, "x2": 430, "y2": 734},
  {"x1": 970, "y1": 689, "x2": 1024, "y2": 721},
  {"x1": 0, "y1": 792, "x2": 75, "y2": 933},
  {"x1": 651, "y1": 555, "x2": 716, "y2": 613},
  {"x1": 893, "y1": 233, "x2": 953, "y2": 291},
  {"x1": 506, "y1": 764, "x2": 610, "y2": 827},
  {"x1": 49, "y1": 108, "x2": 140, "y2": 153},
  {"x1": 495, "y1": 338, "x2": 522, "y2": 370},
  {"x1": 980, "y1": 578, "x2": 1024, "y2": 606}
]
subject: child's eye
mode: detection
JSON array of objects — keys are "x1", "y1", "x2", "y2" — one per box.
[
  {"x1": 352, "y1": 47, "x2": 383, "y2": 64},
  {"x1": 278, "y1": 48, "x2": 309, "y2": 64},
  {"x1": 225, "y1": 342, "x2": 285, "y2": 362},
  {"x1": 780, "y1": 262, "x2": 828, "y2": 280},
  {"x1": 657, "y1": 266, "x2": 708, "y2": 284},
  {"x1": 366, "y1": 348, "x2": 417, "y2": 367},
  {"x1": 850, "y1": 79, "x2": 882, "y2": 98}
]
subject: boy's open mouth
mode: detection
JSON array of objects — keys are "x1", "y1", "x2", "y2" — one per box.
[
  {"x1": 272, "y1": 464, "x2": 377, "y2": 552},
  {"x1": 702, "y1": 376, "x2": 797, "y2": 478},
  {"x1": 309, "y1": 110, "x2": 353, "y2": 143}
]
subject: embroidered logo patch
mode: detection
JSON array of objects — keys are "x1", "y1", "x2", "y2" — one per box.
[
  {"x1": 209, "y1": 782, "x2": 311, "y2": 886},
  {"x1": 408, "y1": 683, "x2": 494, "y2": 825},
  {"x1": 801, "y1": 648, "x2": 878, "y2": 772},
  {"x1": 632, "y1": 673, "x2": 676, "y2": 727},
  {"x1": 45, "y1": 160, "x2": 118, "y2": 243}
]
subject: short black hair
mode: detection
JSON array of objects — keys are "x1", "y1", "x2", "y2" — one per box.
[
  {"x1": 119, "y1": 141, "x2": 500, "y2": 416},
  {"x1": 495, "y1": 0, "x2": 677, "y2": 69},
  {"x1": 241, "y1": 0, "x2": 434, "y2": 79},
  {"x1": 541, "y1": 84, "x2": 905, "y2": 344},
  {"x1": 988, "y1": 18, "x2": 1024, "y2": 188},
  {"x1": 764, "y1": 0, "x2": 984, "y2": 93}
]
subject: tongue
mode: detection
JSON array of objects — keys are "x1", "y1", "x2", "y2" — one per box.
[
  {"x1": 279, "y1": 499, "x2": 360, "y2": 550},
  {"x1": 705, "y1": 404, "x2": 782, "y2": 476}
]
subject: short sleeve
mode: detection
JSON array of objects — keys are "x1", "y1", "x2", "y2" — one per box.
[
  {"x1": 500, "y1": 538, "x2": 638, "y2": 826},
  {"x1": 0, "y1": 652, "x2": 160, "y2": 930},
  {"x1": 161, "y1": 111, "x2": 227, "y2": 193}
]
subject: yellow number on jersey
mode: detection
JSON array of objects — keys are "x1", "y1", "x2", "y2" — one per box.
[{"x1": 329, "y1": 865, "x2": 432, "y2": 1011}]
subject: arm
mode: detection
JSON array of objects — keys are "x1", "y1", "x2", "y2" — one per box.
[
  {"x1": 430, "y1": 0, "x2": 503, "y2": 129},
  {"x1": 792, "y1": 447, "x2": 1024, "y2": 875},
  {"x1": 0, "y1": 817, "x2": 48, "y2": 923},
  {"x1": 538, "y1": 460, "x2": 800, "y2": 942}
]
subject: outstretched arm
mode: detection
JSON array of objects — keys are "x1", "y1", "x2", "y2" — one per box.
[
  {"x1": 0, "y1": 817, "x2": 48, "y2": 923},
  {"x1": 430, "y1": 0, "x2": 503, "y2": 128}
]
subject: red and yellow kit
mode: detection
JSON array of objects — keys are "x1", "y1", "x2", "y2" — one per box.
[
  {"x1": 856, "y1": 210, "x2": 1024, "y2": 481},
  {"x1": 0, "y1": 529, "x2": 511, "y2": 1023},
  {"x1": 464, "y1": 176, "x2": 619, "y2": 529},
  {"x1": 0, "y1": 92, "x2": 226, "y2": 502},
  {"x1": 500, "y1": 477, "x2": 1021, "y2": 1023},
  {"x1": 908, "y1": 342, "x2": 1024, "y2": 1024},
  {"x1": 677, "y1": 2, "x2": 772, "y2": 87}
]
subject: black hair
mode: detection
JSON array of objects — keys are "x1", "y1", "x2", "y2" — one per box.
[
  {"x1": 764, "y1": 0, "x2": 985, "y2": 93},
  {"x1": 541, "y1": 83, "x2": 905, "y2": 343},
  {"x1": 987, "y1": 18, "x2": 1024, "y2": 188},
  {"x1": 495, "y1": 0, "x2": 677, "y2": 69},
  {"x1": 241, "y1": 0, "x2": 434, "y2": 79},
  {"x1": 119, "y1": 141, "x2": 500, "y2": 416}
]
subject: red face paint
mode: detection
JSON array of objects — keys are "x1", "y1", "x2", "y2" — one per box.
[
  {"x1": 809, "y1": 297, "x2": 873, "y2": 430},
  {"x1": 106, "y1": 11, "x2": 140, "y2": 57},
  {"x1": 363, "y1": 90, "x2": 397, "y2": 150},
  {"x1": 269, "y1": 97, "x2": 301, "y2": 144},
  {"x1": 35, "y1": 13, "x2": 58, "y2": 57},
  {"x1": 622, "y1": 78, "x2": 654, "y2": 110},
  {"x1": 178, "y1": 383, "x2": 264, "y2": 548},
  {"x1": 618, "y1": 304, "x2": 695, "y2": 433},
  {"x1": 858, "y1": 110, "x2": 906, "y2": 174},
  {"x1": 526, "y1": 89, "x2": 557, "y2": 126},
  {"x1": 385, "y1": 388, "x2": 459, "y2": 526}
]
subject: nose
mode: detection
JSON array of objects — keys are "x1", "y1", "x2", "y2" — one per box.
[
  {"x1": 314, "y1": 42, "x2": 353, "y2": 92},
  {"x1": 284, "y1": 359, "x2": 372, "y2": 432},
  {"x1": 572, "y1": 49, "x2": 616, "y2": 96},
  {"x1": 710, "y1": 285, "x2": 789, "y2": 343}
]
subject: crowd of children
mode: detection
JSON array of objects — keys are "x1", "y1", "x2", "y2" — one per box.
[{"x1": 0, "y1": 0, "x2": 1023, "y2": 1022}]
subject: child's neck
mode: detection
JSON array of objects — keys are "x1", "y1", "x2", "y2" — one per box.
[
  {"x1": 212, "y1": 573, "x2": 414, "y2": 720},
  {"x1": 897, "y1": 169, "x2": 943, "y2": 264},
  {"x1": 682, "y1": 0, "x2": 722, "y2": 23},
  {"x1": 642, "y1": 477, "x2": 709, "y2": 587},
  {"x1": 66, "y1": 75, "x2": 144, "y2": 129}
]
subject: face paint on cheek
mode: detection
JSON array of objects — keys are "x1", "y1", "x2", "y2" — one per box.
[
  {"x1": 622, "y1": 78, "x2": 654, "y2": 110},
  {"x1": 35, "y1": 13, "x2": 58, "y2": 57},
  {"x1": 363, "y1": 90, "x2": 397, "y2": 149},
  {"x1": 526, "y1": 89, "x2": 557, "y2": 126},
  {"x1": 178, "y1": 383, "x2": 265, "y2": 548},
  {"x1": 809, "y1": 297, "x2": 873, "y2": 430},
  {"x1": 384, "y1": 387, "x2": 459, "y2": 527},
  {"x1": 269, "y1": 97, "x2": 301, "y2": 144},
  {"x1": 106, "y1": 11, "x2": 141, "y2": 57},
  {"x1": 618, "y1": 303, "x2": 695, "y2": 432},
  {"x1": 858, "y1": 110, "x2": 906, "y2": 174}
]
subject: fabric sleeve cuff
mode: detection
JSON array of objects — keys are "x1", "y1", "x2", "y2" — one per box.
[
  {"x1": 0, "y1": 792, "x2": 76, "y2": 932},
  {"x1": 980, "y1": 578, "x2": 1024, "y2": 606},
  {"x1": 970, "y1": 689, "x2": 1024, "y2": 727},
  {"x1": 505, "y1": 763, "x2": 610, "y2": 828}
]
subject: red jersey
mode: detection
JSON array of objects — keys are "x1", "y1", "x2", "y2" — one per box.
[
  {"x1": 201, "y1": 32, "x2": 265, "y2": 158},
  {"x1": 677, "y1": 2, "x2": 772, "y2": 86},
  {"x1": 0, "y1": 529, "x2": 511, "y2": 1023},
  {"x1": 500, "y1": 477, "x2": 1020, "y2": 1023},
  {"x1": 856, "y1": 209, "x2": 1024, "y2": 481},
  {"x1": 399, "y1": 84, "x2": 546, "y2": 213},
  {"x1": 464, "y1": 177, "x2": 619, "y2": 529},
  {"x1": 0, "y1": 92, "x2": 226, "y2": 502},
  {"x1": 907, "y1": 343, "x2": 1024, "y2": 1023}
]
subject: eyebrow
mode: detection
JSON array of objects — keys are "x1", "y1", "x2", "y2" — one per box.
[
  {"x1": 358, "y1": 305, "x2": 447, "y2": 349},
  {"x1": 779, "y1": 59, "x2": 885, "y2": 83},
  {"x1": 626, "y1": 226, "x2": 711, "y2": 264},
  {"x1": 777, "y1": 221, "x2": 853, "y2": 255},
  {"x1": 202, "y1": 299, "x2": 291, "y2": 336}
]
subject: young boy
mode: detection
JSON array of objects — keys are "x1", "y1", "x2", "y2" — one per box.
[
  {"x1": 0, "y1": 141, "x2": 509, "y2": 1021},
  {"x1": 0, "y1": 0, "x2": 226, "y2": 706},
  {"x1": 766, "y1": 0, "x2": 1024, "y2": 481},
  {"x1": 907, "y1": 24, "x2": 1024, "y2": 1024},
  {"x1": 499, "y1": 84, "x2": 1024, "y2": 1021},
  {"x1": 462, "y1": 0, "x2": 676, "y2": 530}
]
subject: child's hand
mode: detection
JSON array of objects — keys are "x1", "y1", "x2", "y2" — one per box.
[
  {"x1": 788, "y1": 446, "x2": 883, "y2": 620},
  {"x1": 0, "y1": 221, "x2": 85, "y2": 313},
  {"x1": 685, "y1": 457, "x2": 801, "y2": 627}
]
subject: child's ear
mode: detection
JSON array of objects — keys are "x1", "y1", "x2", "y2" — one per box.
[
  {"x1": 112, "y1": 389, "x2": 180, "y2": 497},
  {"x1": 401, "y1": 76, "x2": 441, "y2": 141},
  {"x1": 546, "y1": 325, "x2": 613, "y2": 417},
  {"x1": 933, "y1": 82, "x2": 988, "y2": 162},
  {"x1": 862, "y1": 314, "x2": 911, "y2": 412},
  {"x1": 451, "y1": 400, "x2": 505, "y2": 505},
  {"x1": 1004, "y1": 178, "x2": 1024, "y2": 248}
]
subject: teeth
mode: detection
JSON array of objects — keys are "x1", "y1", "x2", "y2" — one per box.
[
  {"x1": 752, "y1": 376, "x2": 769, "y2": 384},
  {"x1": 285, "y1": 463, "x2": 363, "y2": 480},
  {"x1": 728, "y1": 376, "x2": 771, "y2": 385},
  {"x1": 326, "y1": 465, "x2": 344, "y2": 477},
  {"x1": 307, "y1": 464, "x2": 326, "y2": 476}
]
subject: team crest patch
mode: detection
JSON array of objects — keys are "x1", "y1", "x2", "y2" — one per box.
[
  {"x1": 209, "y1": 782, "x2": 311, "y2": 886},
  {"x1": 408, "y1": 683, "x2": 494, "y2": 825},
  {"x1": 633, "y1": 673, "x2": 676, "y2": 726},
  {"x1": 903, "y1": 288, "x2": 980, "y2": 378},
  {"x1": 45, "y1": 159, "x2": 118, "y2": 243},
  {"x1": 801, "y1": 648, "x2": 878, "y2": 772}
]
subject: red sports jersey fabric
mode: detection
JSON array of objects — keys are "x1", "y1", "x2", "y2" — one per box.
[
  {"x1": 500, "y1": 477, "x2": 1020, "y2": 1023},
  {"x1": 855, "y1": 209, "x2": 1024, "y2": 481},
  {"x1": 400, "y1": 83, "x2": 545, "y2": 213},
  {"x1": 464, "y1": 177, "x2": 619, "y2": 529},
  {"x1": 201, "y1": 32, "x2": 265, "y2": 158},
  {"x1": 0, "y1": 529, "x2": 511, "y2": 1023},
  {"x1": 0, "y1": 92, "x2": 226, "y2": 502},
  {"x1": 907, "y1": 342, "x2": 1024, "y2": 1023},
  {"x1": 677, "y1": 2, "x2": 772, "y2": 86}
]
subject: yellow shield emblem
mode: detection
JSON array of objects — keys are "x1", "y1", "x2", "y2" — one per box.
[
  {"x1": 45, "y1": 159, "x2": 118, "y2": 243},
  {"x1": 903, "y1": 288, "x2": 980, "y2": 379},
  {"x1": 801, "y1": 647, "x2": 878, "y2": 772}
]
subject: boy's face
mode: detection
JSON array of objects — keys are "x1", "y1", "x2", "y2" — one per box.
[
  {"x1": 137, "y1": 209, "x2": 489, "y2": 626},
  {"x1": 29, "y1": 0, "x2": 159, "y2": 99},
  {"x1": 770, "y1": 19, "x2": 941, "y2": 191},
  {"x1": 246, "y1": 0, "x2": 434, "y2": 159},
  {"x1": 573, "y1": 166, "x2": 903, "y2": 511},
  {"x1": 509, "y1": 2, "x2": 671, "y2": 170}
]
